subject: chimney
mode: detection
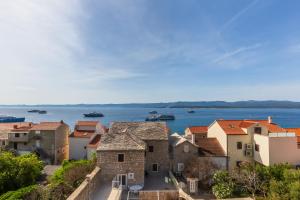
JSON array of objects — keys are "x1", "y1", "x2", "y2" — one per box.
[
  {"x1": 60, "y1": 120, "x2": 64, "y2": 124},
  {"x1": 191, "y1": 134, "x2": 195, "y2": 144},
  {"x1": 268, "y1": 116, "x2": 272, "y2": 124},
  {"x1": 13, "y1": 125, "x2": 18, "y2": 129}
]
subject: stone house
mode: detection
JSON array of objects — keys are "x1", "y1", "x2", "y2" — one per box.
[
  {"x1": 97, "y1": 122, "x2": 170, "y2": 188},
  {"x1": 6, "y1": 121, "x2": 70, "y2": 164},
  {"x1": 69, "y1": 121, "x2": 105, "y2": 160}
]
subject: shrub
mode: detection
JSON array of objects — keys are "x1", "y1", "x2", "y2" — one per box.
[
  {"x1": 212, "y1": 170, "x2": 235, "y2": 199},
  {"x1": 0, "y1": 152, "x2": 43, "y2": 195},
  {"x1": 0, "y1": 185, "x2": 37, "y2": 200}
]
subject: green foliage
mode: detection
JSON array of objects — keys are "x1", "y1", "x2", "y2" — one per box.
[
  {"x1": 0, "y1": 152, "x2": 43, "y2": 195},
  {"x1": 0, "y1": 185, "x2": 37, "y2": 200},
  {"x1": 51, "y1": 159, "x2": 95, "y2": 187},
  {"x1": 212, "y1": 163, "x2": 300, "y2": 199},
  {"x1": 212, "y1": 170, "x2": 235, "y2": 199}
]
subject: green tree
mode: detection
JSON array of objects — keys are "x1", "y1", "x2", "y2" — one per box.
[
  {"x1": 0, "y1": 152, "x2": 43, "y2": 195},
  {"x1": 212, "y1": 170, "x2": 235, "y2": 199}
]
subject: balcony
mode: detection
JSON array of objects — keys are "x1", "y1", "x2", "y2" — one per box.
[{"x1": 8, "y1": 132, "x2": 29, "y2": 142}]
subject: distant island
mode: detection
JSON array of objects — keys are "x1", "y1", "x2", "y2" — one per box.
[{"x1": 2, "y1": 100, "x2": 300, "y2": 109}]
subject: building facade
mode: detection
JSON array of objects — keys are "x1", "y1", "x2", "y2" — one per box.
[{"x1": 97, "y1": 122, "x2": 170, "y2": 187}]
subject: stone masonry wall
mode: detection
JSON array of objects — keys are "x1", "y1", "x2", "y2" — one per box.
[
  {"x1": 97, "y1": 150, "x2": 145, "y2": 185},
  {"x1": 145, "y1": 140, "x2": 170, "y2": 174}
]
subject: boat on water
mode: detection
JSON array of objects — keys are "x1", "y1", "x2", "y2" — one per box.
[
  {"x1": 28, "y1": 109, "x2": 40, "y2": 113},
  {"x1": 83, "y1": 112, "x2": 104, "y2": 118},
  {"x1": 38, "y1": 110, "x2": 47, "y2": 114},
  {"x1": 0, "y1": 116, "x2": 25, "y2": 123},
  {"x1": 187, "y1": 110, "x2": 195, "y2": 113},
  {"x1": 149, "y1": 111, "x2": 158, "y2": 114},
  {"x1": 145, "y1": 114, "x2": 175, "y2": 121}
]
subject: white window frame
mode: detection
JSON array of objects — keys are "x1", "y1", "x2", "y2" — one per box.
[
  {"x1": 178, "y1": 163, "x2": 184, "y2": 172},
  {"x1": 36, "y1": 130, "x2": 41, "y2": 134},
  {"x1": 128, "y1": 173, "x2": 134, "y2": 179},
  {"x1": 190, "y1": 180, "x2": 196, "y2": 193}
]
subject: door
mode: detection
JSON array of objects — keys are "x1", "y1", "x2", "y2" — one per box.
[
  {"x1": 190, "y1": 180, "x2": 196, "y2": 193},
  {"x1": 117, "y1": 174, "x2": 127, "y2": 188},
  {"x1": 152, "y1": 163, "x2": 159, "y2": 172}
]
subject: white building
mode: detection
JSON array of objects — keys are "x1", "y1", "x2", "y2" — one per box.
[{"x1": 69, "y1": 121, "x2": 105, "y2": 160}]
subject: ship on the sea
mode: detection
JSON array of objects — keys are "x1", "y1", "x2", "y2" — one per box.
[
  {"x1": 145, "y1": 114, "x2": 175, "y2": 121},
  {"x1": 0, "y1": 116, "x2": 25, "y2": 123},
  {"x1": 149, "y1": 111, "x2": 158, "y2": 114},
  {"x1": 83, "y1": 112, "x2": 104, "y2": 118},
  {"x1": 38, "y1": 110, "x2": 47, "y2": 114},
  {"x1": 28, "y1": 109, "x2": 40, "y2": 113}
]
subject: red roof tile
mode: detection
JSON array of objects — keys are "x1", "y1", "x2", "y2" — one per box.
[
  {"x1": 76, "y1": 121, "x2": 99, "y2": 126},
  {"x1": 87, "y1": 134, "x2": 101, "y2": 148},
  {"x1": 187, "y1": 126, "x2": 208, "y2": 134},
  {"x1": 70, "y1": 130, "x2": 95, "y2": 138},
  {"x1": 31, "y1": 122, "x2": 65, "y2": 131},
  {"x1": 196, "y1": 138, "x2": 225, "y2": 156},
  {"x1": 216, "y1": 119, "x2": 286, "y2": 135}
]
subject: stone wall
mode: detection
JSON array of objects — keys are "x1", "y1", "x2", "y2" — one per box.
[
  {"x1": 97, "y1": 150, "x2": 145, "y2": 185},
  {"x1": 171, "y1": 141, "x2": 199, "y2": 173},
  {"x1": 145, "y1": 140, "x2": 170, "y2": 174},
  {"x1": 67, "y1": 167, "x2": 101, "y2": 200},
  {"x1": 139, "y1": 190, "x2": 179, "y2": 200}
]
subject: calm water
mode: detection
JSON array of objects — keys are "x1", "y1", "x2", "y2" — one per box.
[{"x1": 1, "y1": 106, "x2": 300, "y2": 133}]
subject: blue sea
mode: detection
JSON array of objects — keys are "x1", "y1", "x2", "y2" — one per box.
[{"x1": 1, "y1": 106, "x2": 300, "y2": 133}]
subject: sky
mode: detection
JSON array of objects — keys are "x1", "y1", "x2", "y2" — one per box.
[{"x1": 0, "y1": 0, "x2": 300, "y2": 104}]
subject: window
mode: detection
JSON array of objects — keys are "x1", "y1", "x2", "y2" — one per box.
[
  {"x1": 15, "y1": 133, "x2": 20, "y2": 138},
  {"x1": 24, "y1": 142, "x2": 27, "y2": 145},
  {"x1": 23, "y1": 133, "x2": 27, "y2": 136},
  {"x1": 254, "y1": 127, "x2": 262, "y2": 134},
  {"x1": 255, "y1": 144, "x2": 260, "y2": 152},
  {"x1": 148, "y1": 145, "x2": 154, "y2": 152},
  {"x1": 184, "y1": 144, "x2": 189, "y2": 153},
  {"x1": 13, "y1": 143, "x2": 18, "y2": 150},
  {"x1": 190, "y1": 180, "x2": 196, "y2": 193},
  {"x1": 118, "y1": 154, "x2": 124, "y2": 162},
  {"x1": 35, "y1": 131, "x2": 40, "y2": 134},
  {"x1": 128, "y1": 173, "x2": 134, "y2": 179},
  {"x1": 237, "y1": 142, "x2": 243, "y2": 149},
  {"x1": 152, "y1": 163, "x2": 159, "y2": 172},
  {"x1": 2, "y1": 141, "x2": 5, "y2": 146},
  {"x1": 178, "y1": 163, "x2": 184, "y2": 172}
]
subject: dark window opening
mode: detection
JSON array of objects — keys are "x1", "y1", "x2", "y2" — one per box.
[
  {"x1": 152, "y1": 164, "x2": 158, "y2": 172},
  {"x1": 2, "y1": 141, "x2": 5, "y2": 146},
  {"x1": 237, "y1": 142, "x2": 242, "y2": 149},
  {"x1": 149, "y1": 146, "x2": 154, "y2": 152},
  {"x1": 23, "y1": 133, "x2": 27, "y2": 136},
  {"x1": 15, "y1": 133, "x2": 20, "y2": 138},
  {"x1": 13, "y1": 143, "x2": 17, "y2": 150},
  {"x1": 254, "y1": 127, "x2": 262, "y2": 134},
  {"x1": 255, "y1": 144, "x2": 260, "y2": 152},
  {"x1": 236, "y1": 161, "x2": 242, "y2": 167},
  {"x1": 118, "y1": 154, "x2": 124, "y2": 162}
]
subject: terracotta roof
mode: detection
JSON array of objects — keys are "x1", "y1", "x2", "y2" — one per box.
[
  {"x1": 286, "y1": 128, "x2": 300, "y2": 143},
  {"x1": 196, "y1": 138, "x2": 225, "y2": 156},
  {"x1": 70, "y1": 130, "x2": 95, "y2": 138},
  {"x1": 187, "y1": 126, "x2": 208, "y2": 134},
  {"x1": 0, "y1": 122, "x2": 32, "y2": 130},
  {"x1": 216, "y1": 119, "x2": 286, "y2": 135},
  {"x1": 87, "y1": 134, "x2": 101, "y2": 148},
  {"x1": 31, "y1": 122, "x2": 65, "y2": 131},
  {"x1": 76, "y1": 121, "x2": 99, "y2": 126}
]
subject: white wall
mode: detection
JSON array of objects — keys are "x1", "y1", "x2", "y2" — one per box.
[
  {"x1": 69, "y1": 137, "x2": 90, "y2": 160},
  {"x1": 253, "y1": 134, "x2": 270, "y2": 165},
  {"x1": 207, "y1": 122, "x2": 227, "y2": 154}
]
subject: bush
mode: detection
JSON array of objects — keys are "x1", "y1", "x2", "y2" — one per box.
[
  {"x1": 0, "y1": 185, "x2": 38, "y2": 200},
  {"x1": 0, "y1": 152, "x2": 43, "y2": 195},
  {"x1": 212, "y1": 170, "x2": 235, "y2": 199}
]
